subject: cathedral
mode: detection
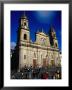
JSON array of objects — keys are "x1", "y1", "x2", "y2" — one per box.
[{"x1": 15, "y1": 14, "x2": 61, "y2": 70}]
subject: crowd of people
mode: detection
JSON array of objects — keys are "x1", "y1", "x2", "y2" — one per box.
[{"x1": 11, "y1": 65, "x2": 61, "y2": 79}]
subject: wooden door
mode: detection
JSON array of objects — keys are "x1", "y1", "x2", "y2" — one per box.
[
  {"x1": 43, "y1": 58, "x2": 46, "y2": 67},
  {"x1": 33, "y1": 59, "x2": 37, "y2": 67}
]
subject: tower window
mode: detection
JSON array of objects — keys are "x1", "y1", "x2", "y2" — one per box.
[
  {"x1": 24, "y1": 34, "x2": 27, "y2": 40},
  {"x1": 55, "y1": 43, "x2": 57, "y2": 47},
  {"x1": 24, "y1": 22, "x2": 26, "y2": 26}
]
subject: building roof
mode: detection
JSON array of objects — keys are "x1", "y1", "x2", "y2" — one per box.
[{"x1": 36, "y1": 28, "x2": 49, "y2": 37}]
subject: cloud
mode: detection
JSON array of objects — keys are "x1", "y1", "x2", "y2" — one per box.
[{"x1": 11, "y1": 42, "x2": 16, "y2": 50}]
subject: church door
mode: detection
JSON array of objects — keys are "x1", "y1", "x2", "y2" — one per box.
[
  {"x1": 43, "y1": 58, "x2": 46, "y2": 67},
  {"x1": 33, "y1": 59, "x2": 37, "y2": 67}
]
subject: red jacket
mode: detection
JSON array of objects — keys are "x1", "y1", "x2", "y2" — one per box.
[{"x1": 41, "y1": 72, "x2": 48, "y2": 79}]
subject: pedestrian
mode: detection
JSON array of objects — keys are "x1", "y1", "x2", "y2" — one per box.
[{"x1": 41, "y1": 72, "x2": 48, "y2": 79}]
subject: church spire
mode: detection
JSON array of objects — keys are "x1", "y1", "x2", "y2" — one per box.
[
  {"x1": 42, "y1": 28, "x2": 43, "y2": 32},
  {"x1": 24, "y1": 11, "x2": 26, "y2": 17},
  {"x1": 21, "y1": 11, "x2": 27, "y2": 19},
  {"x1": 20, "y1": 11, "x2": 29, "y2": 29}
]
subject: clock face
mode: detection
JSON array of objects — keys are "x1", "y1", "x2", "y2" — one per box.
[{"x1": 41, "y1": 38, "x2": 46, "y2": 46}]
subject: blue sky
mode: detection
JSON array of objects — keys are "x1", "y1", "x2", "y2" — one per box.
[{"x1": 11, "y1": 11, "x2": 61, "y2": 51}]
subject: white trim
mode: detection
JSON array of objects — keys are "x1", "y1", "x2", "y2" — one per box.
[{"x1": 4, "y1": 4, "x2": 69, "y2": 87}]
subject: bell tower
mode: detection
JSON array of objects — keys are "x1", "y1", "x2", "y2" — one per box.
[
  {"x1": 17, "y1": 13, "x2": 30, "y2": 70},
  {"x1": 21, "y1": 14, "x2": 28, "y2": 30},
  {"x1": 49, "y1": 26, "x2": 58, "y2": 48},
  {"x1": 19, "y1": 13, "x2": 30, "y2": 43}
]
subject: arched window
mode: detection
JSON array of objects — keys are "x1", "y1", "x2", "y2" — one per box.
[
  {"x1": 24, "y1": 22, "x2": 26, "y2": 26},
  {"x1": 24, "y1": 34, "x2": 27, "y2": 40},
  {"x1": 24, "y1": 55, "x2": 26, "y2": 59},
  {"x1": 55, "y1": 43, "x2": 57, "y2": 47}
]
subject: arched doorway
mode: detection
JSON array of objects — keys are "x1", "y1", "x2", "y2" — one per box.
[
  {"x1": 33, "y1": 59, "x2": 37, "y2": 68},
  {"x1": 43, "y1": 58, "x2": 47, "y2": 67}
]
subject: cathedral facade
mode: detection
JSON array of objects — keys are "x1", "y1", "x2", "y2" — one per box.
[{"x1": 16, "y1": 15, "x2": 61, "y2": 70}]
